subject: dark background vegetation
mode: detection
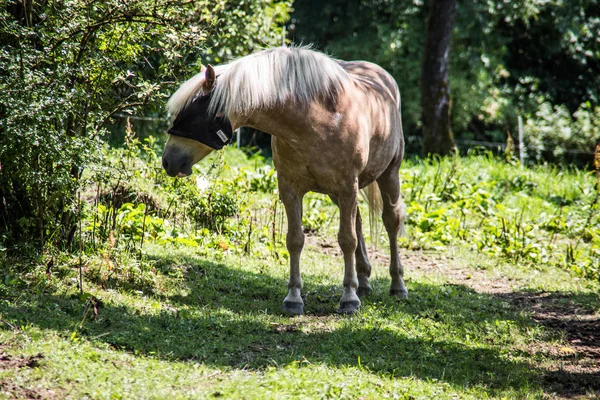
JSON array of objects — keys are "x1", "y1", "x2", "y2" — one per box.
[{"x1": 291, "y1": 0, "x2": 600, "y2": 158}]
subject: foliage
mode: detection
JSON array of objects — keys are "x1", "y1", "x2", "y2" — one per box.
[
  {"x1": 78, "y1": 134, "x2": 600, "y2": 283},
  {"x1": 64, "y1": 134, "x2": 600, "y2": 284},
  {"x1": 291, "y1": 0, "x2": 600, "y2": 158},
  {"x1": 82, "y1": 133, "x2": 241, "y2": 252},
  {"x1": 0, "y1": 0, "x2": 291, "y2": 250},
  {"x1": 302, "y1": 197, "x2": 332, "y2": 233},
  {"x1": 400, "y1": 153, "x2": 600, "y2": 281},
  {"x1": 74, "y1": 128, "x2": 298, "y2": 268},
  {"x1": 523, "y1": 101, "x2": 600, "y2": 162},
  {"x1": 246, "y1": 165, "x2": 278, "y2": 193}
]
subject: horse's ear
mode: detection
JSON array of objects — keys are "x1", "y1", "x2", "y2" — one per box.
[{"x1": 203, "y1": 64, "x2": 216, "y2": 91}]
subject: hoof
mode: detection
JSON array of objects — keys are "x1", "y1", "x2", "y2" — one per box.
[
  {"x1": 390, "y1": 288, "x2": 408, "y2": 299},
  {"x1": 357, "y1": 286, "x2": 372, "y2": 298},
  {"x1": 283, "y1": 301, "x2": 304, "y2": 316},
  {"x1": 338, "y1": 300, "x2": 360, "y2": 314}
]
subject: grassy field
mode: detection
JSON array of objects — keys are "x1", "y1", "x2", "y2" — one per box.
[{"x1": 1, "y1": 147, "x2": 599, "y2": 399}]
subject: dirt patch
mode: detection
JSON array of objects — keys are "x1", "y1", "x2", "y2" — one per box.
[
  {"x1": 0, "y1": 380, "x2": 63, "y2": 400},
  {"x1": 0, "y1": 352, "x2": 43, "y2": 370},
  {"x1": 307, "y1": 233, "x2": 515, "y2": 290},
  {"x1": 406, "y1": 250, "x2": 600, "y2": 399},
  {"x1": 0, "y1": 352, "x2": 62, "y2": 399},
  {"x1": 270, "y1": 322, "x2": 301, "y2": 333},
  {"x1": 0, "y1": 381, "x2": 43, "y2": 399},
  {"x1": 306, "y1": 235, "x2": 340, "y2": 258},
  {"x1": 543, "y1": 369, "x2": 600, "y2": 399},
  {"x1": 504, "y1": 292, "x2": 599, "y2": 352},
  {"x1": 497, "y1": 292, "x2": 600, "y2": 398},
  {"x1": 409, "y1": 251, "x2": 600, "y2": 398}
]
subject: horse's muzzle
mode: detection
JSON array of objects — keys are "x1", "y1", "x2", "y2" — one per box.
[{"x1": 162, "y1": 152, "x2": 192, "y2": 177}]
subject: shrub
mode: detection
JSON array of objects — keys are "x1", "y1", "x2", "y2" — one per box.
[
  {"x1": 0, "y1": 0, "x2": 291, "y2": 252},
  {"x1": 524, "y1": 101, "x2": 600, "y2": 162}
]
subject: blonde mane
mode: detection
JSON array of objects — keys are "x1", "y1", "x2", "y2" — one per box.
[{"x1": 167, "y1": 46, "x2": 351, "y2": 118}]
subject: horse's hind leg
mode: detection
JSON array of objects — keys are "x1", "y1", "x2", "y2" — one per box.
[
  {"x1": 354, "y1": 208, "x2": 373, "y2": 297},
  {"x1": 336, "y1": 183, "x2": 362, "y2": 313},
  {"x1": 377, "y1": 167, "x2": 408, "y2": 299},
  {"x1": 329, "y1": 195, "x2": 372, "y2": 297},
  {"x1": 279, "y1": 179, "x2": 306, "y2": 315}
]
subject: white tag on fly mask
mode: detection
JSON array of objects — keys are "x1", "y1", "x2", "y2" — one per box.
[{"x1": 216, "y1": 130, "x2": 228, "y2": 143}]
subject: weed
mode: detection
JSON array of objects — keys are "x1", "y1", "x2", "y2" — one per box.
[{"x1": 401, "y1": 153, "x2": 600, "y2": 281}]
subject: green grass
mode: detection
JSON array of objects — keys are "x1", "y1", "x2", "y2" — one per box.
[
  {"x1": 0, "y1": 251, "x2": 527, "y2": 398},
  {"x1": 398, "y1": 153, "x2": 600, "y2": 280},
  {"x1": 1, "y1": 149, "x2": 599, "y2": 399},
  {"x1": 2, "y1": 241, "x2": 598, "y2": 399}
]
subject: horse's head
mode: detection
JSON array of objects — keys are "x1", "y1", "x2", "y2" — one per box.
[{"x1": 162, "y1": 65, "x2": 233, "y2": 177}]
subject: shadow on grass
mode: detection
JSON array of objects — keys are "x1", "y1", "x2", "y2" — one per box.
[
  {"x1": 494, "y1": 290, "x2": 600, "y2": 397},
  {"x1": 1, "y1": 252, "x2": 569, "y2": 396}
]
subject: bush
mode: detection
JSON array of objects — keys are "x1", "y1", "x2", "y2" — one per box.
[
  {"x1": 401, "y1": 154, "x2": 600, "y2": 281},
  {"x1": 0, "y1": 0, "x2": 291, "y2": 251},
  {"x1": 524, "y1": 101, "x2": 600, "y2": 162}
]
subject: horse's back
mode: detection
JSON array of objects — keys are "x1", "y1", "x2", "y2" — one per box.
[{"x1": 337, "y1": 60, "x2": 400, "y2": 109}]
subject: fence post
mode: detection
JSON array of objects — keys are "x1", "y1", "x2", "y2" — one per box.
[{"x1": 518, "y1": 115, "x2": 524, "y2": 167}]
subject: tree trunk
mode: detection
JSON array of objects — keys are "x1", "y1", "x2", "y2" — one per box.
[{"x1": 421, "y1": 0, "x2": 457, "y2": 156}]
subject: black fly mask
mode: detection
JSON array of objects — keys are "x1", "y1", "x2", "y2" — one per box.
[{"x1": 168, "y1": 93, "x2": 233, "y2": 150}]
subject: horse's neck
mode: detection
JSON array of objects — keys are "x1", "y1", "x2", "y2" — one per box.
[{"x1": 230, "y1": 104, "x2": 317, "y2": 141}]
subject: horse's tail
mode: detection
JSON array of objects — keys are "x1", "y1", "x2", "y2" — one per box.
[
  {"x1": 361, "y1": 182, "x2": 382, "y2": 245},
  {"x1": 361, "y1": 181, "x2": 406, "y2": 243}
]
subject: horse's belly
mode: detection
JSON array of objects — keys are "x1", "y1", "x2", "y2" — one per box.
[
  {"x1": 358, "y1": 158, "x2": 391, "y2": 188},
  {"x1": 275, "y1": 159, "x2": 340, "y2": 194},
  {"x1": 274, "y1": 152, "x2": 389, "y2": 194},
  {"x1": 272, "y1": 142, "x2": 358, "y2": 194}
]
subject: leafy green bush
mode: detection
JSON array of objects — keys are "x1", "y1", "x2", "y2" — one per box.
[
  {"x1": 401, "y1": 154, "x2": 600, "y2": 281},
  {"x1": 169, "y1": 177, "x2": 239, "y2": 233},
  {"x1": 0, "y1": 0, "x2": 291, "y2": 252},
  {"x1": 524, "y1": 102, "x2": 600, "y2": 162},
  {"x1": 246, "y1": 166, "x2": 278, "y2": 193},
  {"x1": 302, "y1": 198, "x2": 330, "y2": 234}
]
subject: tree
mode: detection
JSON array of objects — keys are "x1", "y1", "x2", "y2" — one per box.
[
  {"x1": 420, "y1": 0, "x2": 457, "y2": 156},
  {"x1": 0, "y1": 0, "x2": 291, "y2": 250}
]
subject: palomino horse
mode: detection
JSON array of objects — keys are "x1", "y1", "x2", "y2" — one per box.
[{"x1": 162, "y1": 46, "x2": 407, "y2": 315}]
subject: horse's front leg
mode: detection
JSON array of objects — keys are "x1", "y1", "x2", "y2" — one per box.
[
  {"x1": 329, "y1": 195, "x2": 372, "y2": 297},
  {"x1": 337, "y1": 181, "x2": 361, "y2": 314},
  {"x1": 279, "y1": 179, "x2": 306, "y2": 316}
]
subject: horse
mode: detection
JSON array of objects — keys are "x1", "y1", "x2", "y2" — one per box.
[{"x1": 162, "y1": 46, "x2": 407, "y2": 315}]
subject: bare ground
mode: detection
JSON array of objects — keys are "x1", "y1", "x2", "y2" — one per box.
[{"x1": 0, "y1": 350, "x2": 64, "y2": 399}]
